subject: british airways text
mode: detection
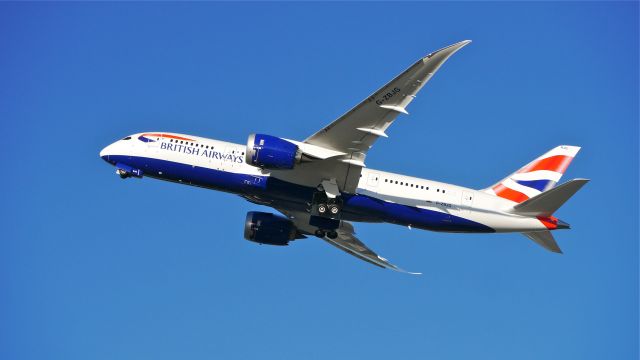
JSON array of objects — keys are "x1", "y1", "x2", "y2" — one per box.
[{"x1": 160, "y1": 142, "x2": 243, "y2": 163}]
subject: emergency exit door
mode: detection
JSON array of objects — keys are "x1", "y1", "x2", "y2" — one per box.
[{"x1": 367, "y1": 172, "x2": 379, "y2": 187}]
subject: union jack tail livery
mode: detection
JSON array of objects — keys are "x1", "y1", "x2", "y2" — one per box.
[{"x1": 484, "y1": 145, "x2": 581, "y2": 203}]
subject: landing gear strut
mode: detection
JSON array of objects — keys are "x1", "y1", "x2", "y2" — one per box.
[
  {"x1": 117, "y1": 169, "x2": 130, "y2": 179},
  {"x1": 311, "y1": 181, "x2": 343, "y2": 219}
]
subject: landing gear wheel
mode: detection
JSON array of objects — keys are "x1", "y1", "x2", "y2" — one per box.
[
  {"x1": 317, "y1": 204, "x2": 327, "y2": 214},
  {"x1": 326, "y1": 231, "x2": 338, "y2": 239},
  {"x1": 117, "y1": 169, "x2": 130, "y2": 179},
  {"x1": 314, "y1": 229, "x2": 326, "y2": 238},
  {"x1": 329, "y1": 205, "x2": 340, "y2": 215}
]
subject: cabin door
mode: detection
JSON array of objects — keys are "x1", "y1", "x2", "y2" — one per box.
[{"x1": 461, "y1": 191, "x2": 474, "y2": 212}]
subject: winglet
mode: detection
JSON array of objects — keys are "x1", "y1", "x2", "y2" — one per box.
[{"x1": 424, "y1": 40, "x2": 471, "y2": 61}]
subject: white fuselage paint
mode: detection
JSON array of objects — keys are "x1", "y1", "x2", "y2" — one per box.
[{"x1": 101, "y1": 133, "x2": 549, "y2": 233}]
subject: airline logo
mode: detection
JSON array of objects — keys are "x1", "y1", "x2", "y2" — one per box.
[
  {"x1": 138, "y1": 133, "x2": 195, "y2": 143},
  {"x1": 491, "y1": 145, "x2": 581, "y2": 203}
]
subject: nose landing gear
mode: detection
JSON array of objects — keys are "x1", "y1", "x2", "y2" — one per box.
[
  {"x1": 115, "y1": 163, "x2": 143, "y2": 179},
  {"x1": 116, "y1": 168, "x2": 131, "y2": 179}
]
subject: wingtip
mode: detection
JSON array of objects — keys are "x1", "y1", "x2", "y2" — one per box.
[
  {"x1": 454, "y1": 40, "x2": 472, "y2": 48},
  {"x1": 392, "y1": 267, "x2": 422, "y2": 275},
  {"x1": 447, "y1": 39, "x2": 473, "y2": 50},
  {"x1": 425, "y1": 39, "x2": 472, "y2": 60}
]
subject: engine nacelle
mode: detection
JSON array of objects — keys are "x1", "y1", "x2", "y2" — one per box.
[
  {"x1": 243, "y1": 211, "x2": 298, "y2": 246},
  {"x1": 245, "y1": 133, "x2": 301, "y2": 170}
]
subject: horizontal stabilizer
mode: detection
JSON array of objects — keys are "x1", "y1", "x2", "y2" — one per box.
[
  {"x1": 522, "y1": 231, "x2": 562, "y2": 253},
  {"x1": 512, "y1": 179, "x2": 589, "y2": 217}
]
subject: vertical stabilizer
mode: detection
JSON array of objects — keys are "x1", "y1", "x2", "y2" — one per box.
[{"x1": 484, "y1": 145, "x2": 581, "y2": 203}]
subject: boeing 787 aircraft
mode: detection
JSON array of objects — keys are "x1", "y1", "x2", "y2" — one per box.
[{"x1": 100, "y1": 40, "x2": 588, "y2": 273}]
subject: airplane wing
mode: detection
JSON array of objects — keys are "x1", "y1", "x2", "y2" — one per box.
[
  {"x1": 278, "y1": 209, "x2": 420, "y2": 274},
  {"x1": 304, "y1": 40, "x2": 471, "y2": 160},
  {"x1": 269, "y1": 41, "x2": 470, "y2": 194}
]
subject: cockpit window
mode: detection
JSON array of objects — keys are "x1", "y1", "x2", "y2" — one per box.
[{"x1": 122, "y1": 136, "x2": 131, "y2": 140}]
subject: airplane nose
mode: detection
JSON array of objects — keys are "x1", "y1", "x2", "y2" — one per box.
[{"x1": 100, "y1": 144, "x2": 113, "y2": 162}]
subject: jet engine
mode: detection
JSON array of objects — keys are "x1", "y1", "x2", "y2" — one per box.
[
  {"x1": 243, "y1": 211, "x2": 302, "y2": 246},
  {"x1": 245, "y1": 133, "x2": 301, "y2": 170}
]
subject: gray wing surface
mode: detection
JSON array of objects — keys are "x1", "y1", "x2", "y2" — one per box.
[
  {"x1": 269, "y1": 41, "x2": 470, "y2": 194},
  {"x1": 278, "y1": 209, "x2": 420, "y2": 274},
  {"x1": 304, "y1": 40, "x2": 471, "y2": 160}
]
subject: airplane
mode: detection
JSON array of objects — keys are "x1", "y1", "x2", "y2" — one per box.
[{"x1": 99, "y1": 40, "x2": 588, "y2": 274}]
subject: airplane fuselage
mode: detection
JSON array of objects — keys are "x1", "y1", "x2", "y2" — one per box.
[{"x1": 100, "y1": 132, "x2": 557, "y2": 234}]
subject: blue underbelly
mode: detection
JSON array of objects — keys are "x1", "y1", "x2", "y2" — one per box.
[
  {"x1": 341, "y1": 193, "x2": 494, "y2": 233},
  {"x1": 106, "y1": 155, "x2": 494, "y2": 233}
]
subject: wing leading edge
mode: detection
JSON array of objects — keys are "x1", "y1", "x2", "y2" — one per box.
[{"x1": 304, "y1": 40, "x2": 471, "y2": 161}]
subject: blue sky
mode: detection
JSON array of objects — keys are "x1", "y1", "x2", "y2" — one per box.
[{"x1": 1, "y1": 2, "x2": 637, "y2": 359}]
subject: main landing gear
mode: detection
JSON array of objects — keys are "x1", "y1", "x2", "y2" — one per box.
[
  {"x1": 310, "y1": 180, "x2": 342, "y2": 240},
  {"x1": 314, "y1": 229, "x2": 338, "y2": 239},
  {"x1": 317, "y1": 202, "x2": 341, "y2": 216},
  {"x1": 311, "y1": 181, "x2": 343, "y2": 219}
]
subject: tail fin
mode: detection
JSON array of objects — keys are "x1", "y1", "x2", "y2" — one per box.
[
  {"x1": 483, "y1": 145, "x2": 581, "y2": 203},
  {"x1": 512, "y1": 179, "x2": 589, "y2": 217},
  {"x1": 522, "y1": 231, "x2": 562, "y2": 253}
]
